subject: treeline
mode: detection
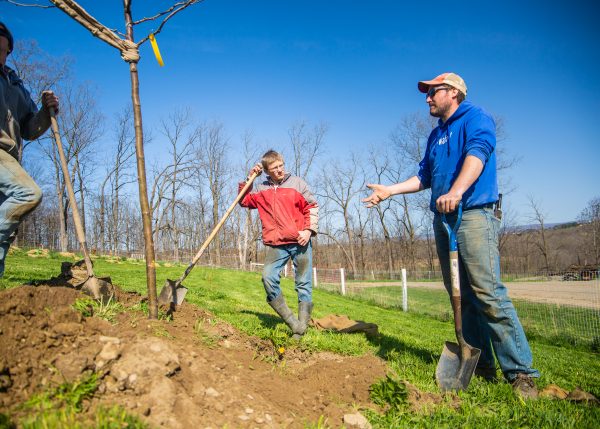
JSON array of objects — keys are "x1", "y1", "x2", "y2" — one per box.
[{"x1": 11, "y1": 41, "x2": 600, "y2": 276}]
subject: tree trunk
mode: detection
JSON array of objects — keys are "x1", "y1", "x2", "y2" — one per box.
[{"x1": 125, "y1": 6, "x2": 158, "y2": 318}]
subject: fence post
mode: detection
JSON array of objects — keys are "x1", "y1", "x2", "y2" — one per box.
[
  {"x1": 340, "y1": 268, "x2": 346, "y2": 295},
  {"x1": 284, "y1": 264, "x2": 288, "y2": 277},
  {"x1": 402, "y1": 268, "x2": 408, "y2": 312},
  {"x1": 313, "y1": 267, "x2": 318, "y2": 288}
]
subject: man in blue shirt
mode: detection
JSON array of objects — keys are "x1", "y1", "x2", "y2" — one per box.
[{"x1": 364, "y1": 72, "x2": 539, "y2": 399}]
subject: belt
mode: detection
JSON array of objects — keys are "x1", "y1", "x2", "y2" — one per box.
[{"x1": 465, "y1": 202, "x2": 495, "y2": 210}]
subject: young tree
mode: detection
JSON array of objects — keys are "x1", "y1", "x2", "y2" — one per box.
[{"x1": 8, "y1": 0, "x2": 204, "y2": 318}]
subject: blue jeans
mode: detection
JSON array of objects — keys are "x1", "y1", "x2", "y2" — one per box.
[
  {"x1": 433, "y1": 207, "x2": 539, "y2": 381},
  {"x1": 0, "y1": 150, "x2": 43, "y2": 277},
  {"x1": 262, "y1": 242, "x2": 313, "y2": 303}
]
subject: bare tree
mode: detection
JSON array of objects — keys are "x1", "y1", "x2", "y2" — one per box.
[
  {"x1": 578, "y1": 196, "x2": 600, "y2": 265},
  {"x1": 493, "y1": 115, "x2": 521, "y2": 196},
  {"x1": 366, "y1": 147, "x2": 396, "y2": 277},
  {"x1": 318, "y1": 154, "x2": 363, "y2": 274},
  {"x1": 287, "y1": 120, "x2": 328, "y2": 179},
  {"x1": 60, "y1": 84, "x2": 104, "y2": 237},
  {"x1": 8, "y1": 0, "x2": 204, "y2": 317},
  {"x1": 158, "y1": 108, "x2": 196, "y2": 261},
  {"x1": 528, "y1": 196, "x2": 551, "y2": 272},
  {"x1": 235, "y1": 131, "x2": 261, "y2": 269},
  {"x1": 194, "y1": 121, "x2": 230, "y2": 265},
  {"x1": 95, "y1": 107, "x2": 136, "y2": 254}
]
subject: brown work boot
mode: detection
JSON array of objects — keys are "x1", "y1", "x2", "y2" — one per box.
[{"x1": 511, "y1": 373, "x2": 538, "y2": 400}]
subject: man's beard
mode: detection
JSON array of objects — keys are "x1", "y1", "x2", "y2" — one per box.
[{"x1": 429, "y1": 103, "x2": 449, "y2": 118}]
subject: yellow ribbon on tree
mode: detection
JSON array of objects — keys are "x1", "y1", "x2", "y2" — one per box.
[{"x1": 149, "y1": 33, "x2": 164, "y2": 67}]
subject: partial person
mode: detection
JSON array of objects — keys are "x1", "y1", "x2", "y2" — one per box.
[
  {"x1": 363, "y1": 72, "x2": 540, "y2": 399},
  {"x1": 239, "y1": 150, "x2": 318, "y2": 339},
  {"x1": 0, "y1": 22, "x2": 59, "y2": 277}
]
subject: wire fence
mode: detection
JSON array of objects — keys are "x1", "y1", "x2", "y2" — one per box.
[{"x1": 311, "y1": 267, "x2": 600, "y2": 349}]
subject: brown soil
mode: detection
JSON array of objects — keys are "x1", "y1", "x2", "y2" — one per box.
[{"x1": 0, "y1": 284, "x2": 389, "y2": 428}]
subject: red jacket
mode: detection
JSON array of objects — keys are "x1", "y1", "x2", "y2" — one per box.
[{"x1": 239, "y1": 173, "x2": 318, "y2": 246}]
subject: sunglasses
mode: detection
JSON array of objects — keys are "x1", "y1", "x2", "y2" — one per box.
[{"x1": 426, "y1": 86, "x2": 452, "y2": 98}]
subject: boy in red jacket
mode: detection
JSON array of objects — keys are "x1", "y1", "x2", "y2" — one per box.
[{"x1": 240, "y1": 150, "x2": 318, "y2": 339}]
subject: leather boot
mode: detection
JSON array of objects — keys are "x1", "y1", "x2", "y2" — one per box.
[
  {"x1": 268, "y1": 294, "x2": 301, "y2": 334},
  {"x1": 292, "y1": 301, "x2": 313, "y2": 340}
]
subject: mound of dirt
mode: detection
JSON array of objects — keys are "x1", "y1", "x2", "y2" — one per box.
[{"x1": 0, "y1": 285, "x2": 388, "y2": 428}]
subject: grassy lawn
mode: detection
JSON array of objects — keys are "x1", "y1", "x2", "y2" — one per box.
[{"x1": 1, "y1": 249, "x2": 599, "y2": 428}]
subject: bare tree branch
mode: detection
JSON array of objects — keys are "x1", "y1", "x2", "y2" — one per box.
[
  {"x1": 4, "y1": 0, "x2": 54, "y2": 8},
  {"x1": 137, "y1": 0, "x2": 204, "y2": 46},
  {"x1": 133, "y1": 1, "x2": 189, "y2": 25}
]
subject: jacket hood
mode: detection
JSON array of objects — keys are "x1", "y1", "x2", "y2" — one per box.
[{"x1": 440, "y1": 100, "x2": 474, "y2": 128}]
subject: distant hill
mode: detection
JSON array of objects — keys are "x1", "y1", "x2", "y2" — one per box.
[{"x1": 508, "y1": 221, "x2": 579, "y2": 232}]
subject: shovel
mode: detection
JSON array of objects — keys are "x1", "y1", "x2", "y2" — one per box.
[
  {"x1": 435, "y1": 202, "x2": 481, "y2": 391},
  {"x1": 49, "y1": 107, "x2": 114, "y2": 302},
  {"x1": 158, "y1": 170, "x2": 260, "y2": 306}
]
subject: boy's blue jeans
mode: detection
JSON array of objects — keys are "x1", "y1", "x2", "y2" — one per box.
[
  {"x1": 262, "y1": 241, "x2": 312, "y2": 303},
  {"x1": 0, "y1": 150, "x2": 43, "y2": 277},
  {"x1": 433, "y1": 207, "x2": 539, "y2": 381}
]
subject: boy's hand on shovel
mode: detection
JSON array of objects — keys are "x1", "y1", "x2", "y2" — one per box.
[{"x1": 248, "y1": 163, "x2": 263, "y2": 179}]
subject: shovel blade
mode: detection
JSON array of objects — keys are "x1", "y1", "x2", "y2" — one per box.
[
  {"x1": 158, "y1": 279, "x2": 188, "y2": 306},
  {"x1": 79, "y1": 276, "x2": 115, "y2": 303},
  {"x1": 435, "y1": 341, "x2": 481, "y2": 392}
]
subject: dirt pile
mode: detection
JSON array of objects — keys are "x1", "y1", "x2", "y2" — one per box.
[{"x1": 0, "y1": 285, "x2": 388, "y2": 428}]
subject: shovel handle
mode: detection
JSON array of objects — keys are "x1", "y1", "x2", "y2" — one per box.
[
  {"x1": 175, "y1": 170, "x2": 260, "y2": 285},
  {"x1": 441, "y1": 202, "x2": 463, "y2": 252},
  {"x1": 49, "y1": 107, "x2": 95, "y2": 278},
  {"x1": 441, "y1": 203, "x2": 467, "y2": 348}
]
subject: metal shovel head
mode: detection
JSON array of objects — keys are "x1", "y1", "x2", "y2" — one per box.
[
  {"x1": 435, "y1": 341, "x2": 481, "y2": 392},
  {"x1": 158, "y1": 279, "x2": 188, "y2": 306},
  {"x1": 79, "y1": 276, "x2": 115, "y2": 303}
]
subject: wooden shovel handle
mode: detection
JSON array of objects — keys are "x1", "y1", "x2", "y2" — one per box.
[
  {"x1": 49, "y1": 107, "x2": 95, "y2": 278},
  {"x1": 175, "y1": 170, "x2": 260, "y2": 285}
]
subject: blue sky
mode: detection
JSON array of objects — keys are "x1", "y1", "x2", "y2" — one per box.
[{"x1": 3, "y1": 0, "x2": 599, "y2": 224}]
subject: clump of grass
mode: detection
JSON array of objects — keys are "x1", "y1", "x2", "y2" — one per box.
[
  {"x1": 194, "y1": 319, "x2": 220, "y2": 348},
  {"x1": 72, "y1": 296, "x2": 125, "y2": 323},
  {"x1": 19, "y1": 405, "x2": 148, "y2": 429},
  {"x1": 369, "y1": 374, "x2": 409, "y2": 410},
  {"x1": 152, "y1": 325, "x2": 174, "y2": 339},
  {"x1": 267, "y1": 324, "x2": 291, "y2": 350},
  {"x1": 94, "y1": 405, "x2": 149, "y2": 428},
  {"x1": 19, "y1": 372, "x2": 147, "y2": 428},
  {"x1": 24, "y1": 372, "x2": 98, "y2": 412},
  {"x1": 131, "y1": 300, "x2": 171, "y2": 320},
  {"x1": 305, "y1": 415, "x2": 332, "y2": 429}
]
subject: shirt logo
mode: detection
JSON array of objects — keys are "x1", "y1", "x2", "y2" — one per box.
[{"x1": 437, "y1": 131, "x2": 453, "y2": 145}]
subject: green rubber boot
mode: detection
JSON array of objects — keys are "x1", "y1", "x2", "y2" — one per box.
[
  {"x1": 292, "y1": 301, "x2": 313, "y2": 340},
  {"x1": 268, "y1": 294, "x2": 301, "y2": 334}
]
